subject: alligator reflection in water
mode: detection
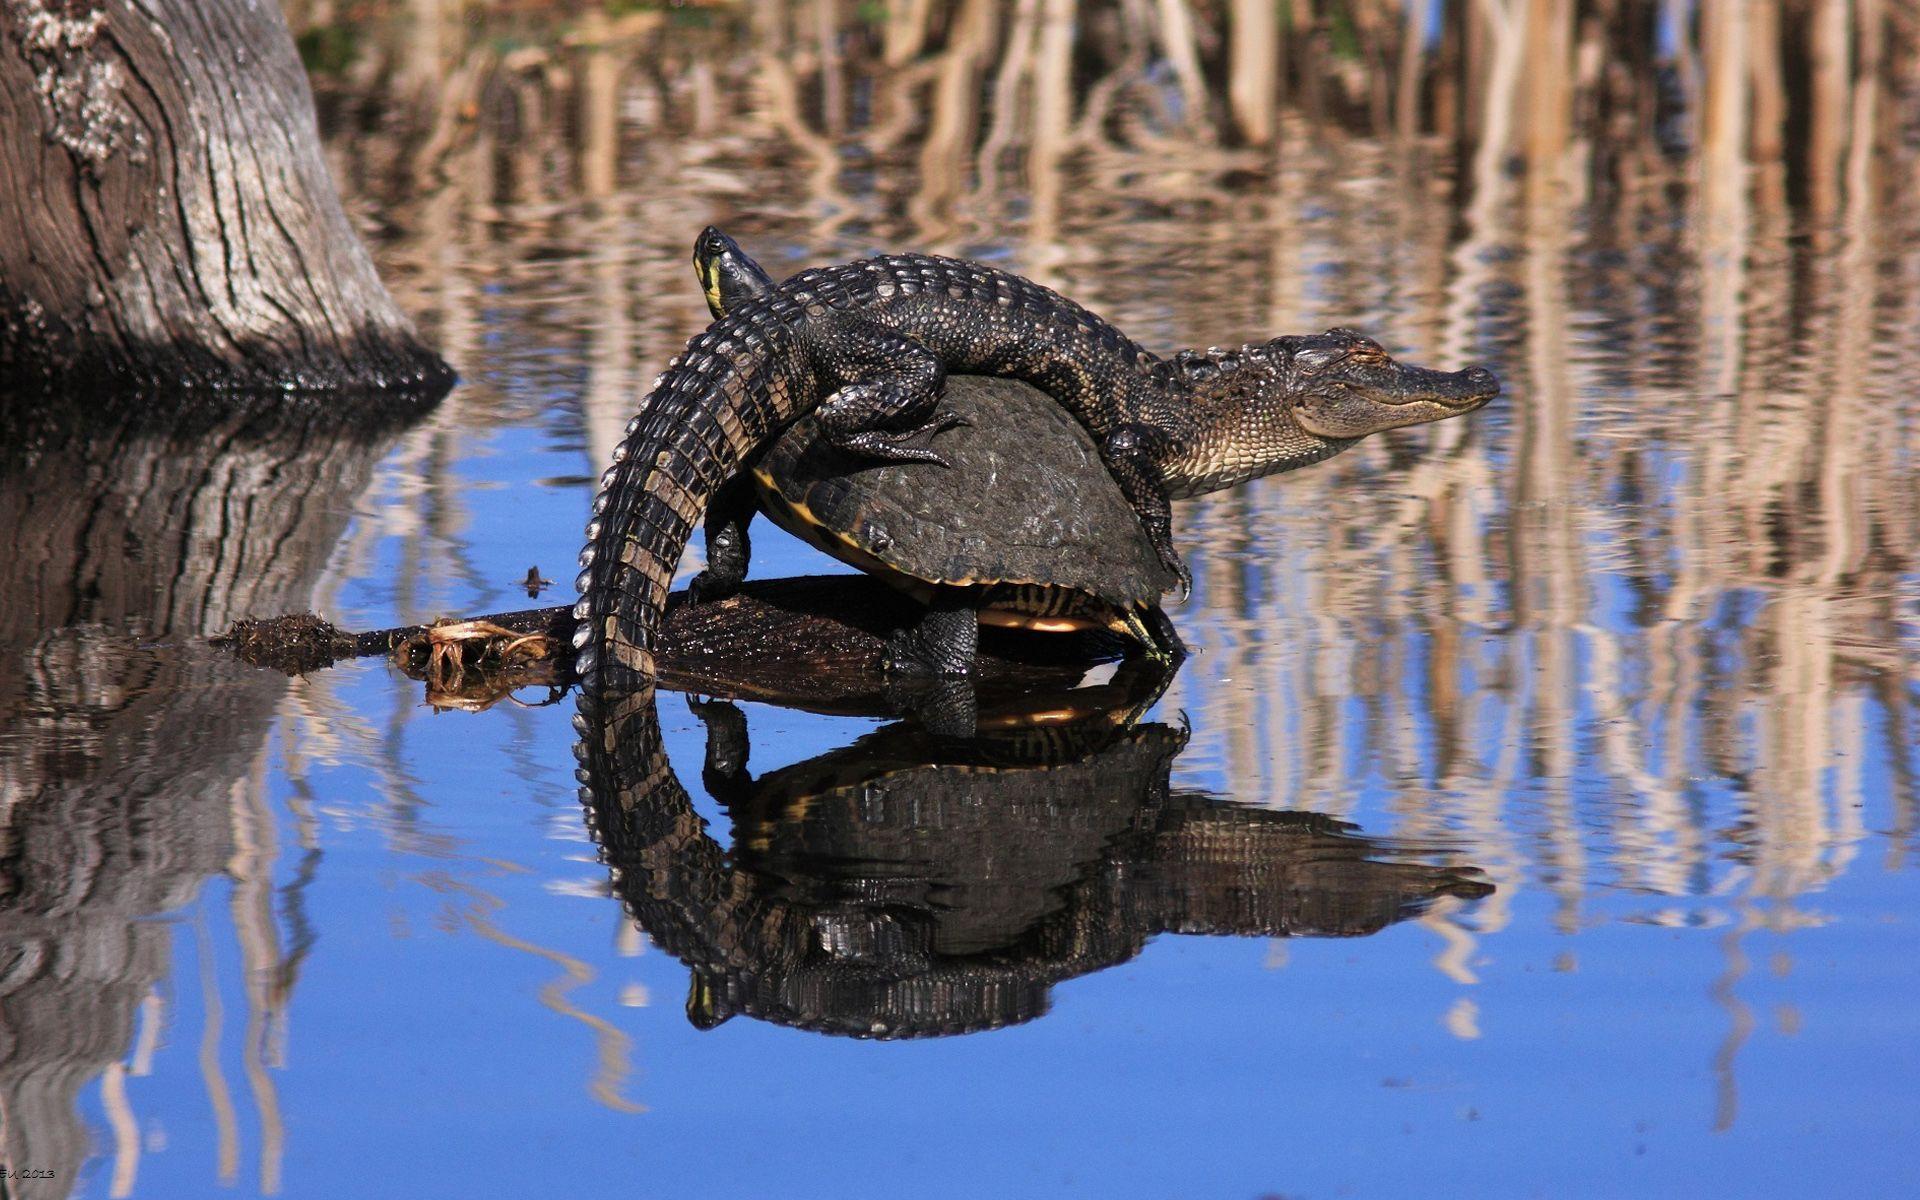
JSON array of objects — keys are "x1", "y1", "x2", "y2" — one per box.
[{"x1": 577, "y1": 672, "x2": 1491, "y2": 1040}]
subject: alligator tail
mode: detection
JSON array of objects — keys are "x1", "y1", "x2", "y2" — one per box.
[
  {"x1": 572, "y1": 332, "x2": 778, "y2": 694},
  {"x1": 574, "y1": 689, "x2": 755, "y2": 972}
]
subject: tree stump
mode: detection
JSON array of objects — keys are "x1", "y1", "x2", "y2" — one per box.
[{"x1": 0, "y1": 1, "x2": 450, "y2": 392}]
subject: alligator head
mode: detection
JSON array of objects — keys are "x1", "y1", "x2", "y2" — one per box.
[
  {"x1": 1283, "y1": 327, "x2": 1500, "y2": 439},
  {"x1": 1162, "y1": 328, "x2": 1500, "y2": 496}
]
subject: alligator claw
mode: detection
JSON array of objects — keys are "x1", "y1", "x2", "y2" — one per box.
[
  {"x1": 1158, "y1": 546, "x2": 1192, "y2": 600},
  {"x1": 839, "y1": 423, "x2": 956, "y2": 467},
  {"x1": 869, "y1": 444, "x2": 953, "y2": 467}
]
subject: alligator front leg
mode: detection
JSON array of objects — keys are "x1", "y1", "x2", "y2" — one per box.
[
  {"x1": 1103, "y1": 423, "x2": 1190, "y2": 597},
  {"x1": 686, "y1": 476, "x2": 755, "y2": 604},
  {"x1": 815, "y1": 325, "x2": 967, "y2": 466}
]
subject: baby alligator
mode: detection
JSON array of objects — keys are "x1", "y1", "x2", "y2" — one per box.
[{"x1": 574, "y1": 233, "x2": 1499, "y2": 693}]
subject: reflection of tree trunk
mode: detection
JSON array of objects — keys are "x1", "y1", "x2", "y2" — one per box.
[
  {"x1": 1523, "y1": 0, "x2": 1575, "y2": 206},
  {"x1": 1228, "y1": 0, "x2": 1277, "y2": 145},
  {"x1": 1805, "y1": 0, "x2": 1851, "y2": 226},
  {"x1": 1748, "y1": 1, "x2": 1787, "y2": 213},
  {"x1": 1152, "y1": 0, "x2": 1207, "y2": 129},
  {"x1": 0, "y1": 395, "x2": 423, "y2": 1199},
  {"x1": 883, "y1": 0, "x2": 933, "y2": 65},
  {"x1": 0, "y1": 1, "x2": 447, "y2": 391}
]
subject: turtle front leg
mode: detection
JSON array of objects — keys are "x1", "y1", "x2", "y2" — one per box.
[
  {"x1": 686, "y1": 477, "x2": 755, "y2": 604},
  {"x1": 814, "y1": 327, "x2": 966, "y2": 466},
  {"x1": 887, "y1": 676, "x2": 979, "y2": 738},
  {"x1": 687, "y1": 696, "x2": 753, "y2": 805},
  {"x1": 884, "y1": 593, "x2": 979, "y2": 677},
  {"x1": 1121, "y1": 605, "x2": 1188, "y2": 664},
  {"x1": 1102, "y1": 423, "x2": 1190, "y2": 598}
]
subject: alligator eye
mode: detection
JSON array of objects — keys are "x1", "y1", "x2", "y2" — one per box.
[{"x1": 1322, "y1": 327, "x2": 1382, "y2": 361}]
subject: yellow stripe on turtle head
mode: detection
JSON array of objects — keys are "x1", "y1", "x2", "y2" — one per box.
[{"x1": 685, "y1": 972, "x2": 731, "y2": 1029}]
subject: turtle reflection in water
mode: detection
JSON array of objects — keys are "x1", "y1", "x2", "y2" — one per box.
[{"x1": 576, "y1": 673, "x2": 1492, "y2": 1039}]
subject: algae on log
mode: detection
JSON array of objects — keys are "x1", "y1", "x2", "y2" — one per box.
[{"x1": 0, "y1": 1, "x2": 449, "y2": 391}]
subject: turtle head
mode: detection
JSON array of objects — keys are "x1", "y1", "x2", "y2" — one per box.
[
  {"x1": 1283, "y1": 327, "x2": 1499, "y2": 439},
  {"x1": 686, "y1": 969, "x2": 736, "y2": 1030},
  {"x1": 693, "y1": 225, "x2": 777, "y2": 319}
]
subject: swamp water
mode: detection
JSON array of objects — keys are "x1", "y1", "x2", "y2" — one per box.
[{"x1": 3, "y1": 8, "x2": 1918, "y2": 1197}]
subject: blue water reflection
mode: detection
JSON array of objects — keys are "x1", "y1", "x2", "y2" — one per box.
[
  {"x1": 13, "y1": 5, "x2": 1920, "y2": 1195},
  {"x1": 47, "y1": 384, "x2": 1915, "y2": 1196}
]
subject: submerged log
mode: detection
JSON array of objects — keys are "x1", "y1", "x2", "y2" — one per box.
[
  {"x1": 218, "y1": 575, "x2": 1131, "y2": 715},
  {"x1": 0, "y1": 2, "x2": 449, "y2": 392},
  {"x1": 654, "y1": 576, "x2": 1128, "y2": 708}
]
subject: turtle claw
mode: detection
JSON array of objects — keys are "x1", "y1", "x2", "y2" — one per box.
[{"x1": 685, "y1": 569, "x2": 740, "y2": 605}]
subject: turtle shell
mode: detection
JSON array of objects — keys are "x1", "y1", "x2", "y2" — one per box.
[
  {"x1": 752, "y1": 375, "x2": 1177, "y2": 608},
  {"x1": 731, "y1": 723, "x2": 1175, "y2": 956}
]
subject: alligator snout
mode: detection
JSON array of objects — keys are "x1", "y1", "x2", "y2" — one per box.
[{"x1": 1447, "y1": 366, "x2": 1500, "y2": 406}]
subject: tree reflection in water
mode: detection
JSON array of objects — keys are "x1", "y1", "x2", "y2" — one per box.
[{"x1": 0, "y1": 392, "x2": 433, "y2": 1199}]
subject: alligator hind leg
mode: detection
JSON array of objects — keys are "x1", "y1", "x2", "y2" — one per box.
[
  {"x1": 686, "y1": 477, "x2": 755, "y2": 604},
  {"x1": 884, "y1": 594, "x2": 978, "y2": 677},
  {"x1": 816, "y1": 325, "x2": 966, "y2": 466}
]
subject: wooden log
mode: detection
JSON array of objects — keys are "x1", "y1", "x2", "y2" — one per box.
[{"x1": 216, "y1": 574, "x2": 1131, "y2": 716}]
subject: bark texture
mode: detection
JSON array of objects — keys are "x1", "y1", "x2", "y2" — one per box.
[
  {"x1": 0, "y1": 1, "x2": 449, "y2": 391},
  {"x1": 0, "y1": 393, "x2": 420, "y2": 1198}
]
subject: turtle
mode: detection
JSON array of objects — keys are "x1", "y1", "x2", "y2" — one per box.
[
  {"x1": 691, "y1": 231, "x2": 1185, "y2": 670},
  {"x1": 683, "y1": 227, "x2": 1499, "y2": 675}
]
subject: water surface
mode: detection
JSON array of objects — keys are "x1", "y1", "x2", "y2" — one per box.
[{"x1": 4, "y1": 7, "x2": 1918, "y2": 1198}]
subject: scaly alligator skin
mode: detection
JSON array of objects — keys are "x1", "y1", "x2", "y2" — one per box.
[
  {"x1": 574, "y1": 236, "x2": 1498, "y2": 694},
  {"x1": 685, "y1": 230, "x2": 1497, "y2": 658}
]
